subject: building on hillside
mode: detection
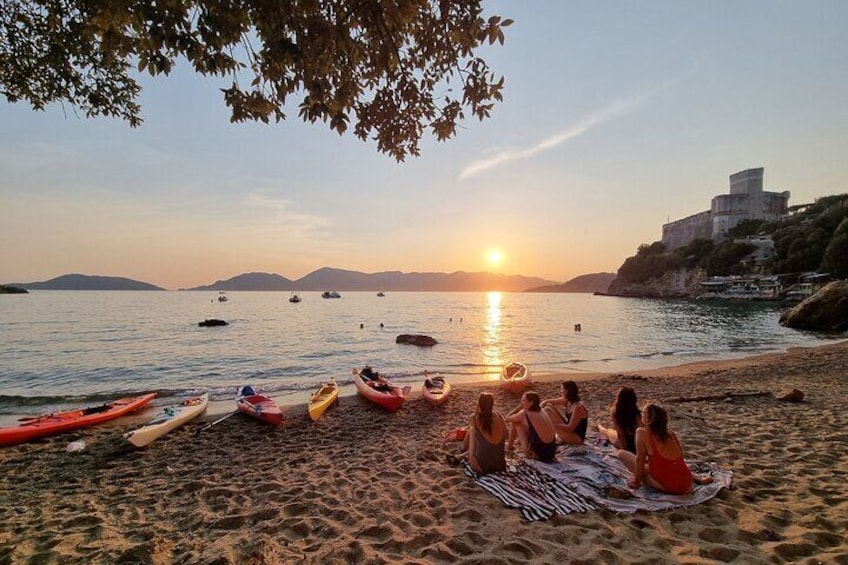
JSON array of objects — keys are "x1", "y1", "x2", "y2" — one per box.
[{"x1": 661, "y1": 168, "x2": 790, "y2": 250}]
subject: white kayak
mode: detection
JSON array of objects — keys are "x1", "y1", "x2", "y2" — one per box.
[{"x1": 124, "y1": 393, "x2": 209, "y2": 447}]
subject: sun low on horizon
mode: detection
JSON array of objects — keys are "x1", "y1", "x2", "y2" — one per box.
[{"x1": 485, "y1": 248, "x2": 504, "y2": 270}]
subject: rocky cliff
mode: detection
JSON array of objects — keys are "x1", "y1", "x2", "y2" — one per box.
[
  {"x1": 606, "y1": 268, "x2": 706, "y2": 299},
  {"x1": 779, "y1": 280, "x2": 848, "y2": 332}
]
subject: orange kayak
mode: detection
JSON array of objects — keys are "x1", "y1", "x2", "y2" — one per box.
[
  {"x1": 0, "y1": 393, "x2": 156, "y2": 447},
  {"x1": 423, "y1": 375, "x2": 451, "y2": 407},
  {"x1": 500, "y1": 362, "x2": 531, "y2": 394}
]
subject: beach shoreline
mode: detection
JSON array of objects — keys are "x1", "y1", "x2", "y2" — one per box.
[{"x1": 2, "y1": 340, "x2": 847, "y2": 563}]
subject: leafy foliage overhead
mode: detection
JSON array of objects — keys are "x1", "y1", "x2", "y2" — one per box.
[{"x1": 0, "y1": 0, "x2": 511, "y2": 160}]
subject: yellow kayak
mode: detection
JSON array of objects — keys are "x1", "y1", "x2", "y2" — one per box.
[{"x1": 308, "y1": 380, "x2": 340, "y2": 421}]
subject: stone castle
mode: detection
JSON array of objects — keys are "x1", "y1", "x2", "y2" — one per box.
[{"x1": 661, "y1": 168, "x2": 790, "y2": 250}]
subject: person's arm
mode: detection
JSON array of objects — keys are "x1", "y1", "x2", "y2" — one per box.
[
  {"x1": 467, "y1": 416, "x2": 478, "y2": 457},
  {"x1": 540, "y1": 397, "x2": 565, "y2": 408},
  {"x1": 506, "y1": 403, "x2": 523, "y2": 418},
  {"x1": 506, "y1": 409, "x2": 525, "y2": 424},
  {"x1": 628, "y1": 428, "x2": 648, "y2": 488}
]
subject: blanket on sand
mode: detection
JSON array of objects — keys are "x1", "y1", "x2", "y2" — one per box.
[{"x1": 464, "y1": 442, "x2": 732, "y2": 521}]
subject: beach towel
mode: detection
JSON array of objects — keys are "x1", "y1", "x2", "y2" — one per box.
[
  {"x1": 526, "y1": 440, "x2": 732, "y2": 514},
  {"x1": 462, "y1": 461, "x2": 596, "y2": 521},
  {"x1": 463, "y1": 440, "x2": 731, "y2": 520}
]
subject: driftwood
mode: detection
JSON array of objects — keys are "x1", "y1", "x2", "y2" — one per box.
[{"x1": 665, "y1": 391, "x2": 772, "y2": 404}]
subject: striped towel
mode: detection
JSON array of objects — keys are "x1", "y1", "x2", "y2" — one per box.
[{"x1": 462, "y1": 461, "x2": 595, "y2": 521}]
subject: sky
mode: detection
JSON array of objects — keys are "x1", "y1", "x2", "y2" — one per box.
[{"x1": 1, "y1": 1, "x2": 847, "y2": 290}]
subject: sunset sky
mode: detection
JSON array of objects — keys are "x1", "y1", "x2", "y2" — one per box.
[{"x1": 2, "y1": 1, "x2": 847, "y2": 289}]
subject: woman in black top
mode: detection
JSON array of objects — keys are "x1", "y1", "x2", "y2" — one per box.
[{"x1": 541, "y1": 381, "x2": 588, "y2": 445}]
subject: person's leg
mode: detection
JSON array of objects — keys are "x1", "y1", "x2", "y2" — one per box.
[
  {"x1": 555, "y1": 426, "x2": 583, "y2": 445},
  {"x1": 543, "y1": 405, "x2": 566, "y2": 425},
  {"x1": 511, "y1": 421, "x2": 529, "y2": 454},
  {"x1": 507, "y1": 421, "x2": 519, "y2": 451},
  {"x1": 598, "y1": 423, "x2": 622, "y2": 447}
]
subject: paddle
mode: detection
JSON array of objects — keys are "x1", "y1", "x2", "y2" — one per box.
[{"x1": 194, "y1": 410, "x2": 238, "y2": 435}]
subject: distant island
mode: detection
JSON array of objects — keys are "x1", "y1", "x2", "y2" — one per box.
[
  {"x1": 7, "y1": 274, "x2": 165, "y2": 291},
  {"x1": 184, "y1": 267, "x2": 557, "y2": 292},
  {"x1": 0, "y1": 284, "x2": 28, "y2": 294},
  {"x1": 524, "y1": 273, "x2": 616, "y2": 294},
  {"x1": 4, "y1": 268, "x2": 575, "y2": 292}
]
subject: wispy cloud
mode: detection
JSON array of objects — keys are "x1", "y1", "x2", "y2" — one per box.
[
  {"x1": 245, "y1": 190, "x2": 332, "y2": 241},
  {"x1": 459, "y1": 78, "x2": 682, "y2": 180}
]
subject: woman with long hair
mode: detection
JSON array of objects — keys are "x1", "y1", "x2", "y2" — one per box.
[
  {"x1": 597, "y1": 387, "x2": 643, "y2": 453},
  {"x1": 541, "y1": 381, "x2": 588, "y2": 445},
  {"x1": 460, "y1": 393, "x2": 506, "y2": 474},
  {"x1": 506, "y1": 391, "x2": 557, "y2": 462},
  {"x1": 619, "y1": 403, "x2": 697, "y2": 494}
]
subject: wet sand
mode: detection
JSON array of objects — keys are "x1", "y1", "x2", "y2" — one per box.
[{"x1": 1, "y1": 341, "x2": 847, "y2": 564}]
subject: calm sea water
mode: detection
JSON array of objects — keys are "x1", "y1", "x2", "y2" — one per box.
[{"x1": 0, "y1": 291, "x2": 838, "y2": 414}]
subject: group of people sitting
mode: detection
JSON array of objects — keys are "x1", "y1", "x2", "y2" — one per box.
[{"x1": 458, "y1": 382, "x2": 706, "y2": 495}]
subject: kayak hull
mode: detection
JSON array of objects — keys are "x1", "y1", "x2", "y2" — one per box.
[
  {"x1": 308, "y1": 382, "x2": 340, "y2": 421},
  {"x1": 353, "y1": 373, "x2": 405, "y2": 412},
  {"x1": 124, "y1": 393, "x2": 209, "y2": 447},
  {"x1": 237, "y1": 394, "x2": 284, "y2": 426},
  {"x1": 0, "y1": 393, "x2": 157, "y2": 447},
  {"x1": 423, "y1": 379, "x2": 452, "y2": 407},
  {"x1": 500, "y1": 362, "x2": 531, "y2": 394}
]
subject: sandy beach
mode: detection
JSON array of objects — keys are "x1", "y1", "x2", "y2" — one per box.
[{"x1": 2, "y1": 341, "x2": 847, "y2": 564}]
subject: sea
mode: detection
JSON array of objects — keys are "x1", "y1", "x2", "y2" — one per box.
[{"x1": 0, "y1": 290, "x2": 840, "y2": 418}]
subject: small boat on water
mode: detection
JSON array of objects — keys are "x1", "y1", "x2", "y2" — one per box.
[
  {"x1": 308, "y1": 380, "x2": 340, "y2": 421},
  {"x1": 217, "y1": 292, "x2": 228, "y2": 302},
  {"x1": 0, "y1": 393, "x2": 157, "y2": 447},
  {"x1": 321, "y1": 291, "x2": 341, "y2": 299},
  {"x1": 500, "y1": 362, "x2": 531, "y2": 394},
  {"x1": 422, "y1": 372, "x2": 451, "y2": 407},
  {"x1": 289, "y1": 292, "x2": 302, "y2": 303},
  {"x1": 377, "y1": 292, "x2": 386, "y2": 297},
  {"x1": 236, "y1": 386, "x2": 284, "y2": 426},
  {"x1": 352, "y1": 367, "x2": 409, "y2": 412},
  {"x1": 124, "y1": 393, "x2": 209, "y2": 447}
]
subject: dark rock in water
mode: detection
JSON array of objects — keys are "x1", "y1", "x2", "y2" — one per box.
[
  {"x1": 0, "y1": 284, "x2": 28, "y2": 294},
  {"x1": 199, "y1": 319, "x2": 228, "y2": 327},
  {"x1": 779, "y1": 281, "x2": 848, "y2": 332},
  {"x1": 395, "y1": 334, "x2": 438, "y2": 347},
  {"x1": 777, "y1": 389, "x2": 804, "y2": 403}
]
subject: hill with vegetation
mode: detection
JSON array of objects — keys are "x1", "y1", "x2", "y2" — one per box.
[
  {"x1": 185, "y1": 268, "x2": 556, "y2": 292},
  {"x1": 524, "y1": 273, "x2": 616, "y2": 294},
  {"x1": 9, "y1": 274, "x2": 165, "y2": 291},
  {"x1": 609, "y1": 194, "x2": 848, "y2": 296}
]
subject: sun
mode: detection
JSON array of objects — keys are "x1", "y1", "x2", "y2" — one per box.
[{"x1": 486, "y1": 248, "x2": 504, "y2": 267}]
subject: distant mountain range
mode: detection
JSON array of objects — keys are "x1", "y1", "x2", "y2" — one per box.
[
  {"x1": 8, "y1": 274, "x2": 165, "y2": 291},
  {"x1": 185, "y1": 268, "x2": 557, "y2": 292},
  {"x1": 5, "y1": 268, "x2": 566, "y2": 292},
  {"x1": 524, "y1": 272, "x2": 616, "y2": 294}
]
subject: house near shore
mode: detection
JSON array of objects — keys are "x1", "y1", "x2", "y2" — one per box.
[
  {"x1": 698, "y1": 273, "x2": 833, "y2": 301},
  {"x1": 662, "y1": 168, "x2": 790, "y2": 250}
]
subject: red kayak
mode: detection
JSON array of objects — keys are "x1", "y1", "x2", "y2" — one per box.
[
  {"x1": 0, "y1": 393, "x2": 156, "y2": 447},
  {"x1": 236, "y1": 386, "x2": 284, "y2": 426},
  {"x1": 352, "y1": 367, "x2": 409, "y2": 412}
]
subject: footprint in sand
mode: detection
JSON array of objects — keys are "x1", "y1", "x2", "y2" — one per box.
[{"x1": 773, "y1": 542, "x2": 817, "y2": 560}]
